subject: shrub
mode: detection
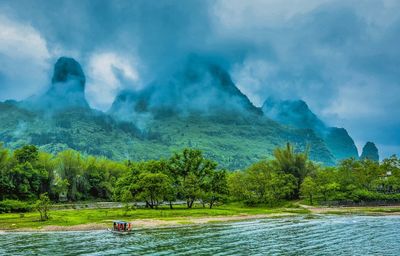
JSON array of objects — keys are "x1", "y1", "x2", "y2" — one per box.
[{"x1": 0, "y1": 200, "x2": 32, "y2": 213}]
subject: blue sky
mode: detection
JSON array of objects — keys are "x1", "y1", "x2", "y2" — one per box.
[{"x1": 0, "y1": 0, "x2": 399, "y2": 158}]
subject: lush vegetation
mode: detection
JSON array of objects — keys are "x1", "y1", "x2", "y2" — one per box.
[
  {"x1": 0, "y1": 103, "x2": 337, "y2": 170},
  {"x1": 229, "y1": 143, "x2": 400, "y2": 206},
  {"x1": 0, "y1": 144, "x2": 229, "y2": 212},
  {"x1": 301, "y1": 156, "x2": 400, "y2": 204},
  {"x1": 1, "y1": 142, "x2": 400, "y2": 218}
]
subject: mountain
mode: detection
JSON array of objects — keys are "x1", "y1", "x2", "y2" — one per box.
[
  {"x1": 110, "y1": 56, "x2": 263, "y2": 119},
  {"x1": 262, "y1": 98, "x2": 326, "y2": 132},
  {"x1": 262, "y1": 98, "x2": 359, "y2": 162},
  {"x1": 22, "y1": 57, "x2": 89, "y2": 111},
  {"x1": 360, "y1": 142, "x2": 379, "y2": 162},
  {"x1": 0, "y1": 56, "x2": 350, "y2": 169}
]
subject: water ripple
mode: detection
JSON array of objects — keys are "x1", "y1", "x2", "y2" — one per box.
[{"x1": 1, "y1": 215, "x2": 399, "y2": 256}]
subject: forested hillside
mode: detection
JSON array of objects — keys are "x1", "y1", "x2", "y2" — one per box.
[{"x1": 0, "y1": 56, "x2": 362, "y2": 168}]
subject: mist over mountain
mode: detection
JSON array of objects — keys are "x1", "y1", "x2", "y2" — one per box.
[
  {"x1": 0, "y1": 56, "x2": 367, "y2": 168},
  {"x1": 1, "y1": 0, "x2": 399, "y2": 158},
  {"x1": 262, "y1": 98, "x2": 359, "y2": 161},
  {"x1": 110, "y1": 56, "x2": 262, "y2": 120},
  {"x1": 262, "y1": 98, "x2": 326, "y2": 132},
  {"x1": 21, "y1": 57, "x2": 89, "y2": 111}
]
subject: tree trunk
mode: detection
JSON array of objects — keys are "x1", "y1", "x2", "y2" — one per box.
[
  {"x1": 169, "y1": 201, "x2": 173, "y2": 209},
  {"x1": 188, "y1": 199, "x2": 194, "y2": 208},
  {"x1": 209, "y1": 201, "x2": 214, "y2": 209}
]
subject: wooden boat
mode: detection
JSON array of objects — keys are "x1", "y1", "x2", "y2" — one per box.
[{"x1": 108, "y1": 220, "x2": 133, "y2": 234}]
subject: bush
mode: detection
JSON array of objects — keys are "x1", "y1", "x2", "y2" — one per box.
[
  {"x1": 353, "y1": 190, "x2": 400, "y2": 202},
  {"x1": 0, "y1": 200, "x2": 32, "y2": 213}
]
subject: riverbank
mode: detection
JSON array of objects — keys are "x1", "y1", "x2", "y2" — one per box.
[{"x1": 1, "y1": 204, "x2": 400, "y2": 232}]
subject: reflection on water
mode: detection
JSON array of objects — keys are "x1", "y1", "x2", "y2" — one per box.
[{"x1": 0, "y1": 215, "x2": 399, "y2": 255}]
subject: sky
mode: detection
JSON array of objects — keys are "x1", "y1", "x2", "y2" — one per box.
[{"x1": 0, "y1": 0, "x2": 399, "y2": 158}]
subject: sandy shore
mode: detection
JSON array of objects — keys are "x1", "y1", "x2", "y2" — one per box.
[
  {"x1": 6, "y1": 213, "x2": 296, "y2": 232},
  {"x1": 3, "y1": 205, "x2": 400, "y2": 232}
]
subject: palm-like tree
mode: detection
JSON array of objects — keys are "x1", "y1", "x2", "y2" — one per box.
[{"x1": 272, "y1": 143, "x2": 310, "y2": 199}]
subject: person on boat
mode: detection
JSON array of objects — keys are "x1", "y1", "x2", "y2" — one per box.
[
  {"x1": 113, "y1": 222, "x2": 117, "y2": 231},
  {"x1": 124, "y1": 223, "x2": 127, "y2": 231}
]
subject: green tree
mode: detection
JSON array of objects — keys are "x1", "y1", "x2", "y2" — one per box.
[
  {"x1": 37, "y1": 152, "x2": 56, "y2": 199},
  {"x1": 300, "y1": 176, "x2": 317, "y2": 205},
  {"x1": 228, "y1": 160, "x2": 296, "y2": 206},
  {"x1": 136, "y1": 172, "x2": 172, "y2": 209},
  {"x1": 272, "y1": 143, "x2": 311, "y2": 199},
  {"x1": 52, "y1": 176, "x2": 69, "y2": 202},
  {"x1": 36, "y1": 193, "x2": 51, "y2": 221},
  {"x1": 374, "y1": 155, "x2": 400, "y2": 193},
  {"x1": 56, "y1": 150, "x2": 85, "y2": 201},
  {"x1": 14, "y1": 145, "x2": 39, "y2": 164},
  {"x1": 113, "y1": 163, "x2": 141, "y2": 202},
  {"x1": 169, "y1": 148, "x2": 217, "y2": 208},
  {"x1": 0, "y1": 144, "x2": 13, "y2": 200},
  {"x1": 203, "y1": 170, "x2": 228, "y2": 208},
  {"x1": 121, "y1": 189, "x2": 134, "y2": 216},
  {"x1": 182, "y1": 173, "x2": 202, "y2": 208}
]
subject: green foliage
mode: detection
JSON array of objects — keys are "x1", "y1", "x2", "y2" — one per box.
[
  {"x1": 202, "y1": 170, "x2": 229, "y2": 208},
  {"x1": 300, "y1": 155, "x2": 400, "y2": 204},
  {"x1": 272, "y1": 143, "x2": 312, "y2": 199},
  {"x1": 136, "y1": 172, "x2": 172, "y2": 209},
  {"x1": 52, "y1": 176, "x2": 69, "y2": 201},
  {"x1": 1, "y1": 142, "x2": 400, "y2": 212},
  {"x1": 0, "y1": 200, "x2": 32, "y2": 213},
  {"x1": 0, "y1": 104, "x2": 336, "y2": 170},
  {"x1": 169, "y1": 148, "x2": 218, "y2": 208},
  {"x1": 113, "y1": 149, "x2": 228, "y2": 209},
  {"x1": 228, "y1": 160, "x2": 296, "y2": 206},
  {"x1": 300, "y1": 176, "x2": 317, "y2": 205},
  {"x1": 35, "y1": 193, "x2": 51, "y2": 221},
  {"x1": 14, "y1": 145, "x2": 39, "y2": 164}
]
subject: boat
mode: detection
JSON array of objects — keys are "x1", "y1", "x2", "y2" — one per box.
[{"x1": 108, "y1": 220, "x2": 133, "y2": 234}]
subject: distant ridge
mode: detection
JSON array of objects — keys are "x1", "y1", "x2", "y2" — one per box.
[
  {"x1": 262, "y1": 97, "x2": 359, "y2": 161},
  {"x1": 0, "y1": 56, "x2": 364, "y2": 168}
]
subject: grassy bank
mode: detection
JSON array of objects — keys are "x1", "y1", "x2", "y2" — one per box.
[
  {"x1": 0, "y1": 203, "x2": 308, "y2": 231},
  {"x1": 2, "y1": 203, "x2": 400, "y2": 231}
]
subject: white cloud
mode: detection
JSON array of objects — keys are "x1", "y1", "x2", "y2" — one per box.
[
  {"x1": 0, "y1": 15, "x2": 51, "y2": 100},
  {"x1": 323, "y1": 75, "x2": 400, "y2": 121},
  {"x1": 85, "y1": 52, "x2": 140, "y2": 111},
  {"x1": 231, "y1": 58, "x2": 278, "y2": 107},
  {"x1": 212, "y1": 0, "x2": 329, "y2": 31}
]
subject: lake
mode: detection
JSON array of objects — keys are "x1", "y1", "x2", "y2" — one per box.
[{"x1": 1, "y1": 215, "x2": 399, "y2": 255}]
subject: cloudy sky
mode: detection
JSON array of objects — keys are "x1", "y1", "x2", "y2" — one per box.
[{"x1": 0, "y1": 0, "x2": 399, "y2": 158}]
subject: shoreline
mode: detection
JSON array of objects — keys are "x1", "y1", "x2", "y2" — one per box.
[
  {"x1": 3, "y1": 213, "x2": 296, "y2": 232},
  {"x1": 2, "y1": 205, "x2": 400, "y2": 232}
]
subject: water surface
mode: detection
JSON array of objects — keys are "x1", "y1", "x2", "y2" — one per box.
[{"x1": 0, "y1": 215, "x2": 399, "y2": 255}]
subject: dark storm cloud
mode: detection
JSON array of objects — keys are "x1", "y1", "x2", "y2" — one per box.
[{"x1": 0, "y1": 0, "x2": 399, "y2": 157}]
